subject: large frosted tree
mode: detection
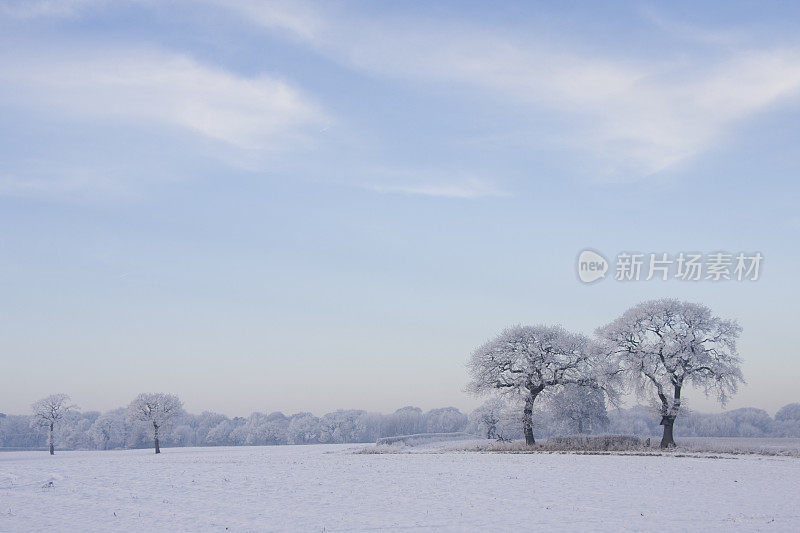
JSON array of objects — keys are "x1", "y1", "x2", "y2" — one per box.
[
  {"x1": 127, "y1": 393, "x2": 184, "y2": 454},
  {"x1": 597, "y1": 299, "x2": 744, "y2": 448},
  {"x1": 468, "y1": 325, "x2": 609, "y2": 445},
  {"x1": 31, "y1": 393, "x2": 75, "y2": 455}
]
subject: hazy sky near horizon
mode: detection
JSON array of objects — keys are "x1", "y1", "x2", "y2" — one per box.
[{"x1": 1, "y1": 0, "x2": 799, "y2": 417}]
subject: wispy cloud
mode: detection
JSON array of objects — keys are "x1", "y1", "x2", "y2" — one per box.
[
  {"x1": 220, "y1": 1, "x2": 800, "y2": 177},
  {"x1": 0, "y1": 0, "x2": 108, "y2": 19},
  {"x1": 367, "y1": 177, "x2": 507, "y2": 199},
  {"x1": 0, "y1": 47, "x2": 327, "y2": 151}
]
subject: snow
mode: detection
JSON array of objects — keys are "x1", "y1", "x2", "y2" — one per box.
[
  {"x1": 1, "y1": 444, "x2": 799, "y2": 531},
  {"x1": 670, "y1": 437, "x2": 800, "y2": 453}
]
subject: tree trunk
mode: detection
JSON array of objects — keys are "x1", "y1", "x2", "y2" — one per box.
[
  {"x1": 523, "y1": 395, "x2": 535, "y2": 446},
  {"x1": 154, "y1": 423, "x2": 161, "y2": 454},
  {"x1": 49, "y1": 422, "x2": 54, "y2": 455},
  {"x1": 660, "y1": 383, "x2": 682, "y2": 448},
  {"x1": 660, "y1": 417, "x2": 676, "y2": 448}
]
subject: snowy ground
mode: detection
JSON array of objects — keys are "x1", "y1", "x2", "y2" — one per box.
[
  {"x1": 672, "y1": 437, "x2": 800, "y2": 453},
  {"x1": 2, "y1": 444, "x2": 800, "y2": 531}
]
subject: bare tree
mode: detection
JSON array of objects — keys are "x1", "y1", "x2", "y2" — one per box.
[
  {"x1": 597, "y1": 299, "x2": 744, "y2": 448},
  {"x1": 31, "y1": 394, "x2": 76, "y2": 455},
  {"x1": 127, "y1": 393, "x2": 183, "y2": 454},
  {"x1": 467, "y1": 325, "x2": 609, "y2": 445}
]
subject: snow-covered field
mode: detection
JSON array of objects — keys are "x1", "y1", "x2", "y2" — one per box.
[{"x1": 2, "y1": 444, "x2": 800, "y2": 531}]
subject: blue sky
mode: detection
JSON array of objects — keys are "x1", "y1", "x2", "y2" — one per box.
[{"x1": 1, "y1": 0, "x2": 799, "y2": 416}]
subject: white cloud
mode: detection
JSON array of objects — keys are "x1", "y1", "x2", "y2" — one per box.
[
  {"x1": 0, "y1": 47, "x2": 326, "y2": 151},
  {"x1": 221, "y1": 2, "x2": 800, "y2": 177},
  {"x1": 367, "y1": 178, "x2": 507, "y2": 199},
  {"x1": 7, "y1": 1, "x2": 800, "y2": 193}
]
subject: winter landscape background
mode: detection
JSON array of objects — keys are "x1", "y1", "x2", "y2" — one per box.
[{"x1": 3, "y1": 0, "x2": 800, "y2": 530}]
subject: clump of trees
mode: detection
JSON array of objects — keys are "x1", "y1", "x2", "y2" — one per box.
[{"x1": 468, "y1": 299, "x2": 745, "y2": 448}]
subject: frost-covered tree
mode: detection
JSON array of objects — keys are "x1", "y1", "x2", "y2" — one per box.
[
  {"x1": 56, "y1": 411, "x2": 98, "y2": 450},
  {"x1": 468, "y1": 398, "x2": 530, "y2": 440},
  {"x1": 89, "y1": 410, "x2": 126, "y2": 450},
  {"x1": 773, "y1": 403, "x2": 800, "y2": 437},
  {"x1": 597, "y1": 299, "x2": 744, "y2": 448},
  {"x1": 31, "y1": 393, "x2": 75, "y2": 455},
  {"x1": 238, "y1": 412, "x2": 289, "y2": 446},
  {"x1": 171, "y1": 424, "x2": 195, "y2": 447},
  {"x1": 204, "y1": 419, "x2": 235, "y2": 446},
  {"x1": 606, "y1": 406, "x2": 660, "y2": 437},
  {"x1": 386, "y1": 406, "x2": 424, "y2": 436},
  {"x1": 468, "y1": 325, "x2": 607, "y2": 445},
  {"x1": 423, "y1": 407, "x2": 468, "y2": 434},
  {"x1": 469, "y1": 398, "x2": 507, "y2": 439},
  {"x1": 318, "y1": 410, "x2": 367, "y2": 443},
  {"x1": 355, "y1": 412, "x2": 384, "y2": 443},
  {"x1": 775, "y1": 403, "x2": 800, "y2": 422},
  {"x1": 1, "y1": 414, "x2": 44, "y2": 448},
  {"x1": 127, "y1": 393, "x2": 184, "y2": 454},
  {"x1": 548, "y1": 385, "x2": 609, "y2": 435},
  {"x1": 286, "y1": 413, "x2": 320, "y2": 444},
  {"x1": 722, "y1": 407, "x2": 773, "y2": 437},
  {"x1": 172, "y1": 411, "x2": 200, "y2": 447},
  {"x1": 195, "y1": 411, "x2": 228, "y2": 446}
]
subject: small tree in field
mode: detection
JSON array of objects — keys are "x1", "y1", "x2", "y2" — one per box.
[
  {"x1": 468, "y1": 325, "x2": 610, "y2": 445},
  {"x1": 127, "y1": 393, "x2": 183, "y2": 454},
  {"x1": 597, "y1": 299, "x2": 744, "y2": 448},
  {"x1": 31, "y1": 394, "x2": 75, "y2": 455}
]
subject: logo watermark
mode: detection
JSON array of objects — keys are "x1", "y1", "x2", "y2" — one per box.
[
  {"x1": 577, "y1": 250, "x2": 763, "y2": 283},
  {"x1": 577, "y1": 249, "x2": 609, "y2": 283}
]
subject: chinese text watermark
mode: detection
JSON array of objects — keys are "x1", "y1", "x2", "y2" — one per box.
[{"x1": 577, "y1": 250, "x2": 763, "y2": 283}]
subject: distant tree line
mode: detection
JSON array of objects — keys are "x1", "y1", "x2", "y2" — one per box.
[
  {"x1": 0, "y1": 398, "x2": 470, "y2": 452},
  {"x1": 2, "y1": 397, "x2": 799, "y2": 452}
]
